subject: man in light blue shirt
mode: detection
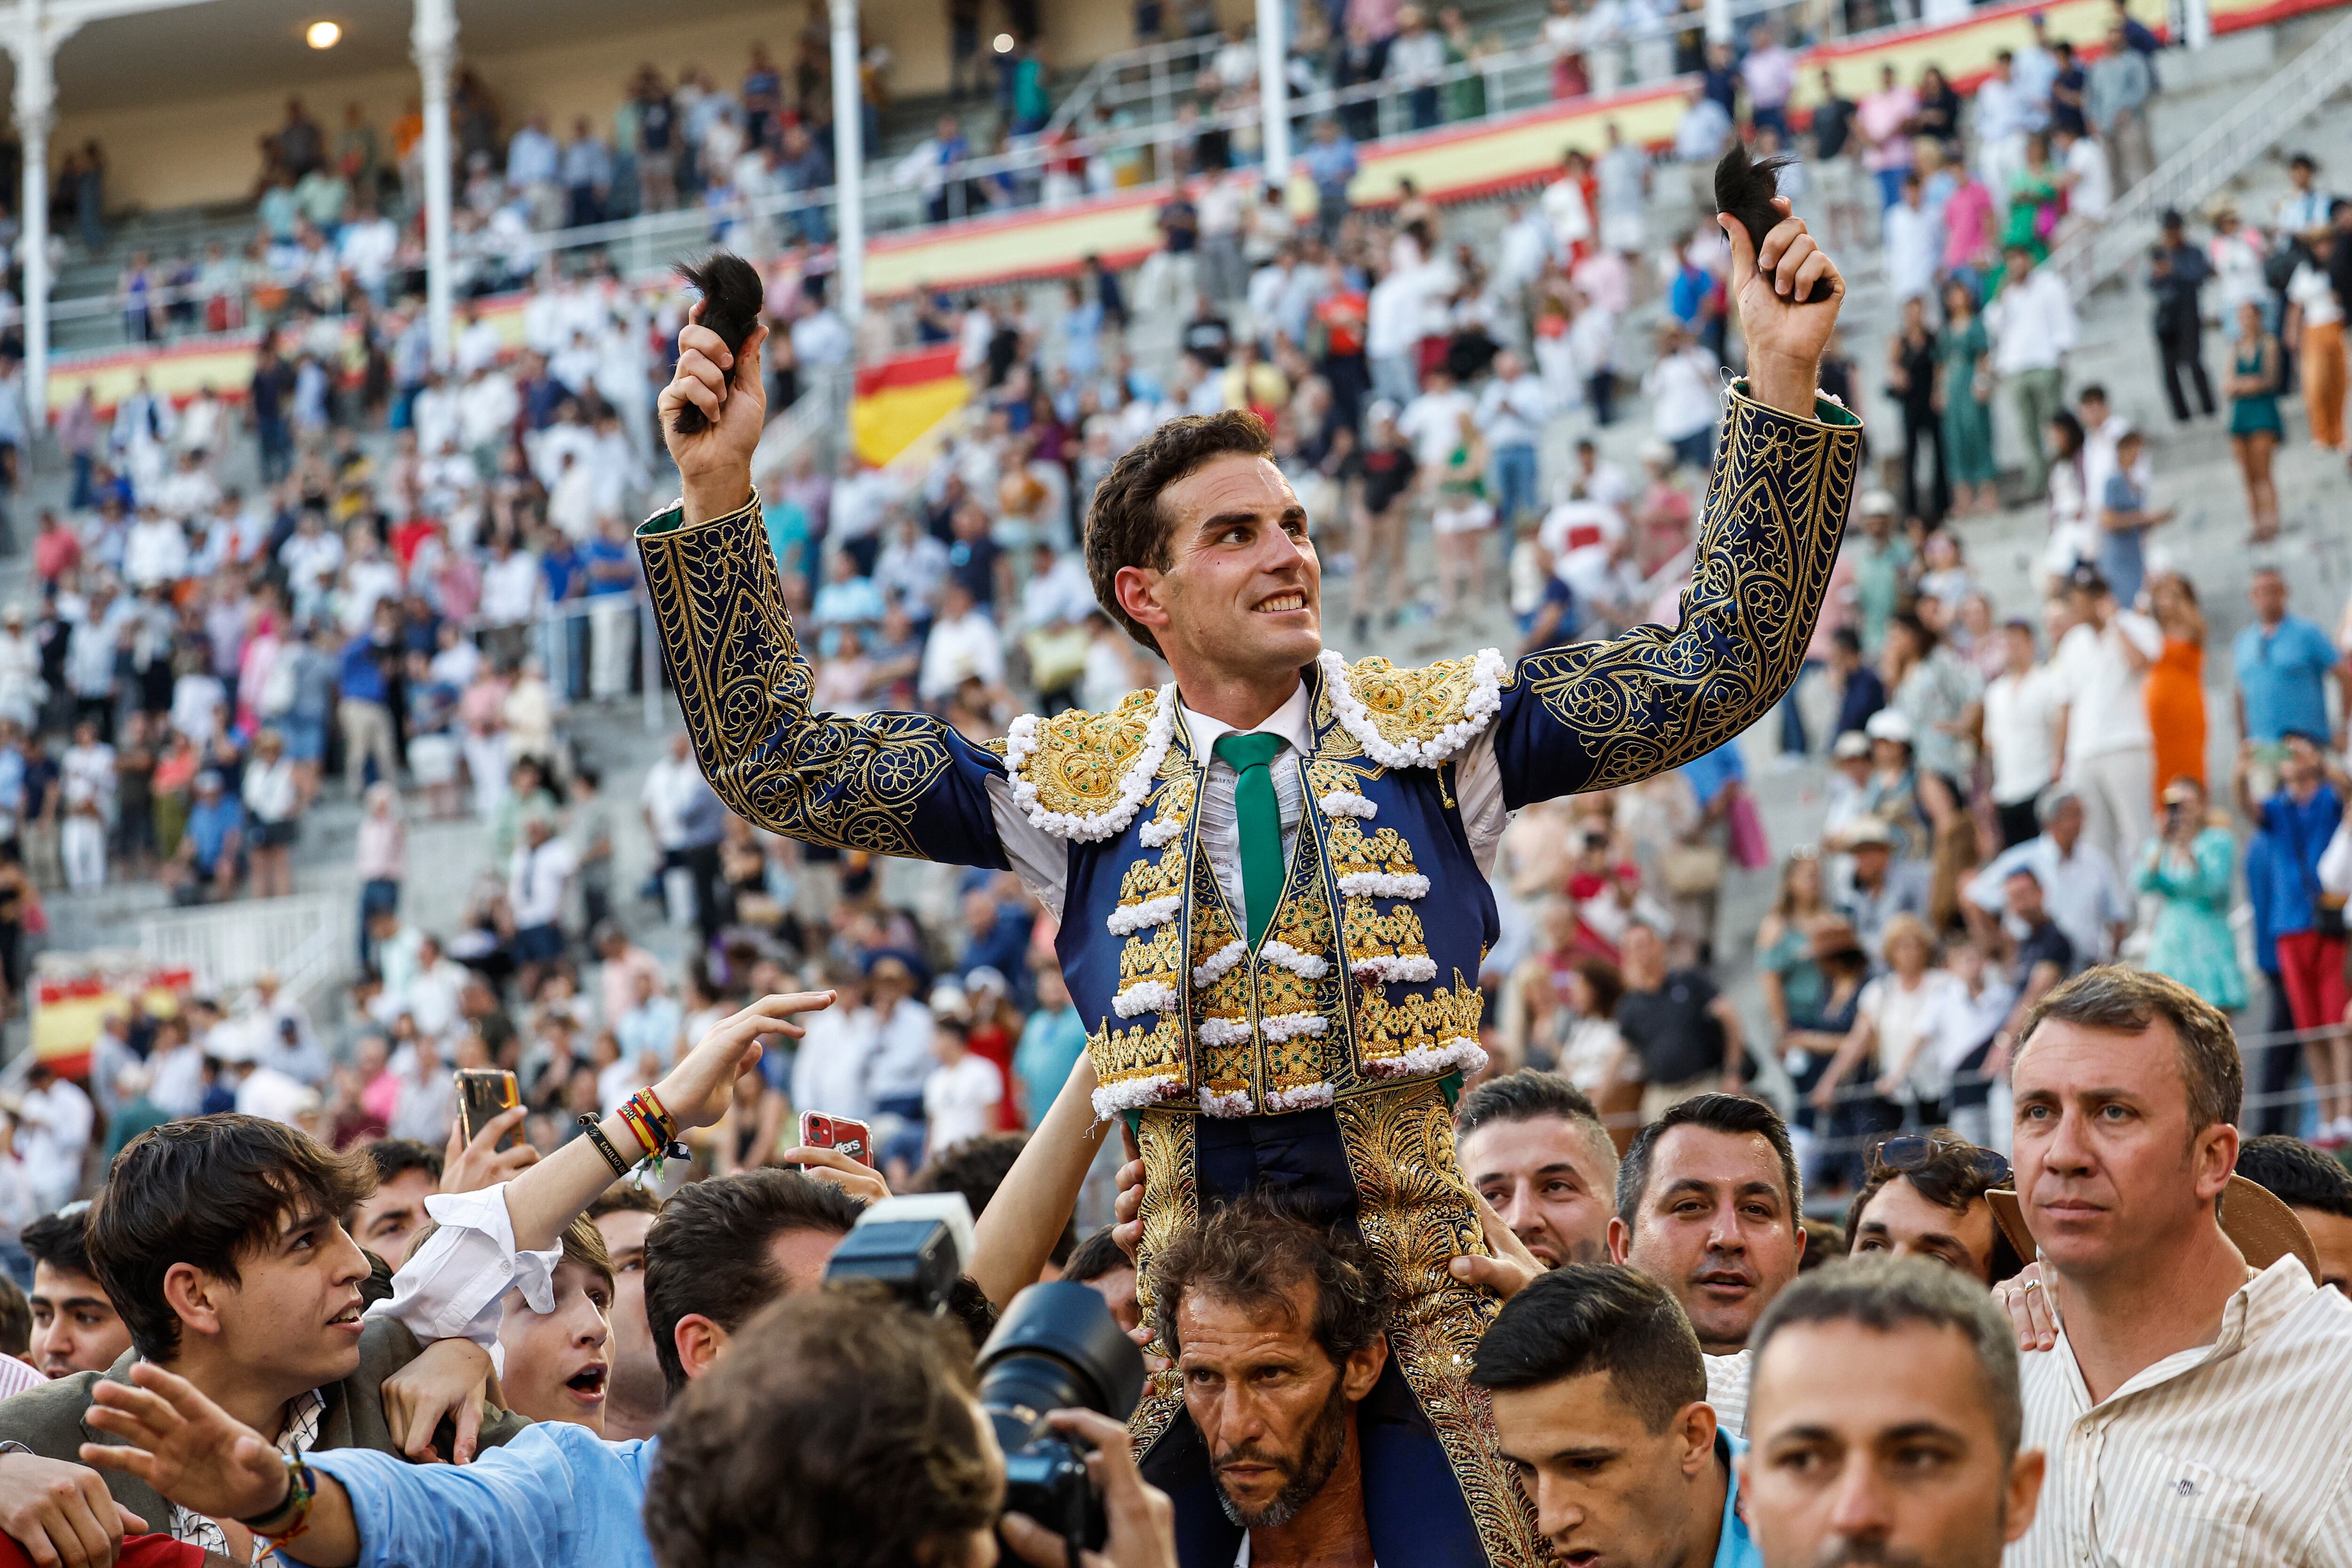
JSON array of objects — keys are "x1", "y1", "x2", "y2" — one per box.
[
  {"x1": 2233, "y1": 566, "x2": 2344, "y2": 747},
  {"x1": 1473, "y1": 1265, "x2": 1762, "y2": 1568}
]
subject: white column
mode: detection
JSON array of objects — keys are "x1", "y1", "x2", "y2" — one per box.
[
  {"x1": 2182, "y1": 0, "x2": 2212, "y2": 49},
  {"x1": 1704, "y1": 0, "x2": 1734, "y2": 46},
  {"x1": 412, "y1": 0, "x2": 457, "y2": 371},
  {"x1": 828, "y1": 0, "x2": 863, "y2": 332},
  {"x1": 1255, "y1": 0, "x2": 1288, "y2": 193},
  {"x1": 8, "y1": 0, "x2": 63, "y2": 428}
]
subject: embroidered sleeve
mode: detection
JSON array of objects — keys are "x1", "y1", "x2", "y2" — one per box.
[
  {"x1": 1494, "y1": 383, "x2": 1861, "y2": 806},
  {"x1": 636, "y1": 494, "x2": 1008, "y2": 865}
]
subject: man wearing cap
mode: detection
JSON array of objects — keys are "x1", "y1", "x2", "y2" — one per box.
[
  {"x1": 638, "y1": 204, "x2": 1863, "y2": 1565},
  {"x1": 1832, "y1": 817, "x2": 1928, "y2": 966},
  {"x1": 169, "y1": 771, "x2": 243, "y2": 905},
  {"x1": 2002, "y1": 965, "x2": 2352, "y2": 1566}
]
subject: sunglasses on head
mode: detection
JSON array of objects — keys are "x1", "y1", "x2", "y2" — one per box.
[{"x1": 1870, "y1": 1135, "x2": 2010, "y2": 1185}]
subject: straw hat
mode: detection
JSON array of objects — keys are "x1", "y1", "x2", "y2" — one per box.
[{"x1": 1986, "y1": 1176, "x2": 2319, "y2": 1280}]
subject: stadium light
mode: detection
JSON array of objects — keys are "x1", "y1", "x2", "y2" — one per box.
[{"x1": 305, "y1": 18, "x2": 341, "y2": 48}]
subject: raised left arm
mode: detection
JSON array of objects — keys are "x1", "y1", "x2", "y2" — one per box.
[{"x1": 1494, "y1": 202, "x2": 1860, "y2": 806}]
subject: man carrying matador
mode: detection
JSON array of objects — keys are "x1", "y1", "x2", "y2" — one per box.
[{"x1": 637, "y1": 197, "x2": 1858, "y2": 1567}]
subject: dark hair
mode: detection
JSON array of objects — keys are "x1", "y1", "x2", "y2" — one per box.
[
  {"x1": 1615, "y1": 1094, "x2": 1803, "y2": 1227},
  {"x1": 1455, "y1": 1069, "x2": 1620, "y2": 1179},
  {"x1": 1062, "y1": 1225, "x2": 1131, "y2": 1286},
  {"x1": 360, "y1": 1138, "x2": 443, "y2": 1188},
  {"x1": 1082, "y1": 410, "x2": 1273, "y2": 654},
  {"x1": 0, "y1": 1272, "x2": 28, "y2": 1356},
  {"x1": 1150, "y1": 1195, "x2": 1386, "y2": 1369},
  {"x1": 1469, "y1": 1265, "x2": 1706, "y2": 1433},
  {"x1": 644, "y1": 1169, "x2": 867, "y2": 1397},
  {"x1": 2018, "y1": 966, "x2": 2242, "y2": 1130},
  {"x1": 2078, "y1": 382, "x2": 2109, "y2": 404},
  {"x1": 90, "y1": 1116, "x2": 374, "y2": 1361},
  {"x1": 642, "y1": 1290, "x2": 991, "y2": 1568},
  {"x1": 1750, "y1": 1256, "x2": 2024, "y2": 1460},
  {"x1": 2235, "y1": 1134, "x2": 2352, "y2": 1218},
  {"x1": 914, "y1": 1132, "x2": 1076, "y2": 1266},
  {"x1": 588, "y1": 1181, "x2": 665, "y2": 1221},
  {"x1": 1841, "y1": 1132, "x2": 2026, "y2": 1283},
  {"x1": 23, "y1": 1206, "x2": 96, "y2": 1278}
]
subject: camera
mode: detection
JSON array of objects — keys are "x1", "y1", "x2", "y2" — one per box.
[
  {"x1": 821, "y1": 1193, "x2": 977, "y2": 1314},
  {"x1": 978, "y1": 1282, "x2": 1149, "y2": 1553}
]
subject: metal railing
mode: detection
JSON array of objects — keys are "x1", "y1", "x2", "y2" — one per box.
[
  {"x1": 2048, "y1": 5, "x2": 2352, "y2": 296},
  {"x1": 133, "y1": 889, "x2": 348, "y2": 1006}
]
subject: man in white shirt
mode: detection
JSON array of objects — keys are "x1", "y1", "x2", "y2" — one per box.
[
  {"x1": 1642, "y1": 324, "x2": 1722, "y2": 472},
  {"x1": 2074, "y1": 383, "x2": 2132, "y2": 511},
  {"x1": 16, "y1": 1063, "x2": 91, "y2": 1213},
  {"x1": 922, "y1": 1022, "x2": 1002, "y2": 1156},
  {"x1": 2053, "y1": 125, "x2": 2111, "y2": 232},
  {"x1": 916, "y1": 579, "x2": 1007, "y2": 705},
  {"x1": 457, "y1": 364, "x2": 521, "y2": 463},
  {"x1": 2049, "y1": 571, "x2": 2160, "y2": 872},
  {"x1": 120, "y1": 509, "x2": 188, "y2": 591},
  {"x1": 1980, "y1": 619, "x2": 2063, "y2": 848},
  {"x1": 1881, "y1": 173, "x2": 1939, "y2": 304},
  {"x1": 1971, "y1": 52, "x2": 2034, "y2": 223},
  {"x1": 1473, "y1": 351, "x2": 1549, "y2": 527},
  {"x1": 1983, "y1": 246, "x2": 2078, "y2": 497},
  {"x1": 1396, "y1": 367, "x2": 1475, "y2": 474},
  {"x1": 1964, "y1": 789, "x2": 2129, "y2": 967},
  {"x1": 509, "y1": 814, "x2": 579, "y2": 969},
  {"x1": 2004, "y1": 966, "x2": 2352, "y2": 1568}
]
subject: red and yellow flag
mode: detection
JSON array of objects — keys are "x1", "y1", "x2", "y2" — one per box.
[{"x1": 850, "y1": 344, "x2": 969, "y2": 469}]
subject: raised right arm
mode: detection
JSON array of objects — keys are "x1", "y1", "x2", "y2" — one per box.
[{"x1": 638, "y1": 304, "x2": 1007, "y2": 867}]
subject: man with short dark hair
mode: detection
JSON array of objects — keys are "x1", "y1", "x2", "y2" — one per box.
[
  {"x1": 1615, "y1": 924, "x2": 1747, "y2": 1119},
  {"x1": 346, "y1": 1139, "x2": 443, "y2": 1264},
  {"x1": 588, "y1": 1184, "x2": 666, "y2": 1442},
  {"x1": 2233, "y1": 1133, "x2": 2352, "y2": 1294},
  {"x1": 1842, "y1": 1133, "x2": 2024, "y2": 1284},
  {"x1": 643, "y1": 190, "x2": 1859, "y2": 1568},
  {"x1": 2006, "y1": 966, "x2": 2352, "y2": 1565},
  {"x1": 644, "y1": 1169, "x2": 866, "y2": 1396},
  {"x1": 1740, "y1": 1257, "x2": 2043, "y2": 1568},
  {"x1": 1472, "y1": 1265, "x2": 1757, "y2": 1568},
  {"x1": 24, "y1": 1204, "x2": 130, "y2": 1379},
  {"x1": 1148, "y1": 1198, "x2": 1390, "y2": 1566},
  {"x1": 1062, "y1": 1224, "x2": 1140, "y2": 1334},
  {"x1": 1454, "y1": 1069, "x2": 1620, "y2": 1269},
  {"x1": 1610, "y1": 1094, "x2": 1806, "y2": 1433}
]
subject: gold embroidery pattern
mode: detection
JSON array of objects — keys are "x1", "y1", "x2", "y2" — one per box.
[
  {"x1": 1090, "y1": 1016, "x2": 1190, "y2": 1106},
  {"x1": 637, "y1": 499, "x2": 955, "y2": 857},
  {"x1": 1354, "y1": 971, "x2": 1486, "y2": 1077},
  {"x1": 1343, "y1": 653, "x2": 1491, "y2": 750},
  {"x1": 1129, "y1": 1109, "x2": 1199, "y2": 1457},
  {"x1": 1005, "y1": 690, "x2": 1163, "y2": 816},
  {"x1": 1189, "y1": 861, "x2": 1254, "y2": 1106},
  {"x1": 1118, "y1": 924, "x2": 1184, "y2": 990},
  {"x1": 1326, "y1": 820, "x2": 1424, "y2": 886},
  {"x1": 1258, "y1": 872, "x2": 1343, "y2": 1105},
  {"x1": 1335, "y1": 1082, "x2": 1545, "y2": 1567},
  {"x1": 1515, "y1": 389, "x2": 1859, "y2": 791}
]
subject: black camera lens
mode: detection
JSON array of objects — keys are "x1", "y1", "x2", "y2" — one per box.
[{"x1": 978, "y1": 1282, "x2": 1148, "y2": 1552}]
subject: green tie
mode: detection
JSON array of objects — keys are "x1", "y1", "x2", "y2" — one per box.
[{"x1": 1213, "y1": 731, "x2": 1287, "y2": 947}]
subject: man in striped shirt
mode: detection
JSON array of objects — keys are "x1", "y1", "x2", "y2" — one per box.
[{"x1": 2005, "y1": 966, "x2": 2352, "y2": 1567}]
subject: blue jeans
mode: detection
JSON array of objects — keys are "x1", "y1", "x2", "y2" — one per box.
[
  {"x1": 1490, "y1": 443, "x2": 1538, "y2": 526},
  {"x1": 1874, "y1": 167, "x2": 1907, "y2": 211}
]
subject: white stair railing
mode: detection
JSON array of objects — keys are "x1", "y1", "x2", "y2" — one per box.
[
  {"x1": 2050, "y1": 7, "x2": 2352, "y2": 297},
  {"x1": 133, "y1": 891, "x2": 349, "y2": 1006}
]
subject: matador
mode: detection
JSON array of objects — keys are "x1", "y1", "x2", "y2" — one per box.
[{"x1": 638, "y1": 205, "x2": 1860, "y2": 1566}]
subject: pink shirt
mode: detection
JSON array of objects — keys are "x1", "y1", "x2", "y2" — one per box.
[
  {"x1": 1857, "y1": 87, "x2": 1918, "y2": 173},
  {"x1": 1942, "y1": 180, "x2": 1995, "y2": 273}
]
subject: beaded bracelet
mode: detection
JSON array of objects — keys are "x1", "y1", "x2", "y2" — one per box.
[
  {"x1": 578, "y1": 1115, "x2": 631, "y2": 1177},
  {"x1": 239, "y1": 1453, "x2": 317, "y2": 1544}
]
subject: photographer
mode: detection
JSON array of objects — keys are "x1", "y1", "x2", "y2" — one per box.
[{"x1": 646, "y1": 1291, "x2": 1176, "y2": 1568}]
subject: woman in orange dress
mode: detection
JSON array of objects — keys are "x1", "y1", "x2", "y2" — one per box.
[{"x1": 2145, "y1": 573, "x2": 2208, "y2": 801}]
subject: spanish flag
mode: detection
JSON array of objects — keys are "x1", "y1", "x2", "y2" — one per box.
[{"x1": 850, "y1": 344, "x2": 969, "y2": 469}]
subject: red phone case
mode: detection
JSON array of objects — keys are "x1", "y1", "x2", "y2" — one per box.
[{"x1": 800, "y1": 1112, "x2": 875, "y2": 1167}]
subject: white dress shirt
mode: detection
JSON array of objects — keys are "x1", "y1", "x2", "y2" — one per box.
[
  {"x1": 988, "y1": 670, "x2": 1511, "y2": 925},
  {"x1": 2009, "y1": 1257, "x2": 2352, "y2": 1568},
  {"x1": 1987, "y1": 268, "x2": 2079, "y2": 375}
]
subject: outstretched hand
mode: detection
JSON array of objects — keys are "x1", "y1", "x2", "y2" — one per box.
[
  {"x1": 658, "y1": 303, "x2": 770, "y2": 525},
  {"x1": 1716, "y1": 197, "x2": 1843, "y2": 418},
  {"x1": 79, "y1": 1364, "x2": 288, "y2": 1524},
  {"x1": 655, "y1": 992, "x2": 835, "y2": 1132}
]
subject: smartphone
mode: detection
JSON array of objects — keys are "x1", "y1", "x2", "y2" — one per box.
[
  {"x1": 799, "y1": 1110, "x2": 876, "y2": 1168},
  {"x1": 456, "y1": 1069, "x2": 522, "y2": 1151}
]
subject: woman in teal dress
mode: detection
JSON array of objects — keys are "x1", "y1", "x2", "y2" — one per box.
[
  {"x1": 2137, "y1": 777, "x2": 2249, "y2": 1012},
  {"x1": 1936, "y1": 279, "x2": 1998, "y2": 508},
  {"x1": 2226, "y1": 299, "x2": 2285, "y2": 541},
  {"x1": 2002, "y1": 133, "x2": 2063, "y2": 262}
]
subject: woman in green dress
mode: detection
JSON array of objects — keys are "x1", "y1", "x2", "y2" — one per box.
[
  {"x1": 2226, "y1": 299, "x2": 2285, "y2": 541},
  {"x1": 2138, "y1": 777, "x2": 2249, "y2": 1012},
  {"x1": 2002, "y1": 133, "x2": 2063, "y2": 262},
  {"x1": 1936, "y1": 279, "x2": 1998, "y2": 513}
]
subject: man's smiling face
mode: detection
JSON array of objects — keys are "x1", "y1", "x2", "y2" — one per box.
[{"x1": 1120, "y1": 452, "x2": 1323, "y2": 686}]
